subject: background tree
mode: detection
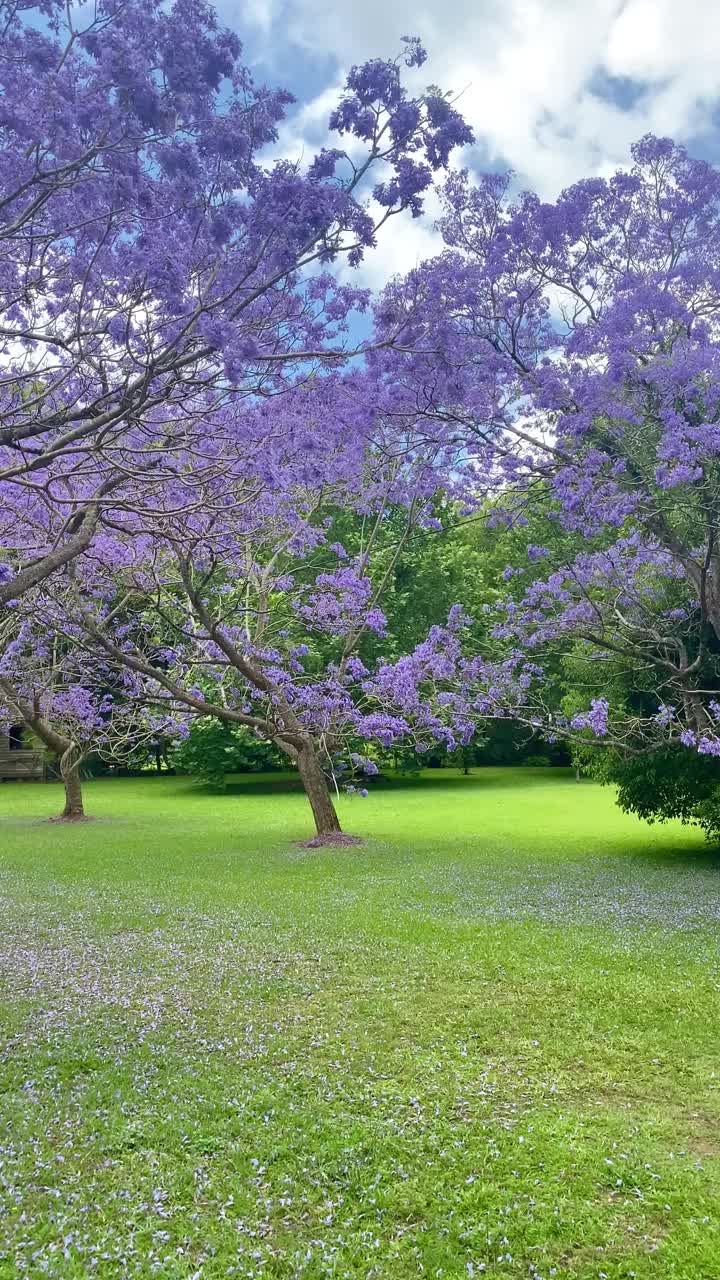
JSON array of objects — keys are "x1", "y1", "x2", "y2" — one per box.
[
  {"x1": 0, "y1": 605, "x2": 174, "y2": 819},
  {"x1": 172, "y1": 719, "x2": 283, "y2": 789}
]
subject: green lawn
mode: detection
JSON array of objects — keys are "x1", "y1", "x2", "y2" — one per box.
[{"x1": 2, "y1": 768, "x2": 720, "y2": 1279}]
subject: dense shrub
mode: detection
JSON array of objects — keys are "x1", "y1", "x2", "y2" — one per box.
[{"x1": 172, "y1": 720, "x2": 283, "y2": 789}]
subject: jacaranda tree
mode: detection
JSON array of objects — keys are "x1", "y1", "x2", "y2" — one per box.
[
  {"x1": 0, "y1": 598, "x2": 176, "y2": 818},
  {"x1": 370, "y1": 136, "x2": 720, "y2": 827},
  {"x1": 0, "y1": 0, "x2": 472, "y2": 610},
  {"x1": 45, "y1": 375, "x2": 465, "y2": 839}
]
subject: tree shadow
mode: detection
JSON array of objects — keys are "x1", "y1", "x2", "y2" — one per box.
[
  {"x1": 598, "y1": 832, "x2": 720, "y2": 872},
  {"x1": 174, "y1": 765, "x2": 576, "y2": 800},
  {"x1": 108, "y1": 769, "x2": 720, "y2": 875}
]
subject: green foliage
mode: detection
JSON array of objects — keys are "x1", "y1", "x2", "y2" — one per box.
[
  {"x1": 321, "y1": 493, "x2": 575, "y2": 771},
  {"x1": 561, "y1": 641, "x2": 720, "y2": 841},
  {"x1": 478, "y1": 719, "x2": 569, "y2": 766},
  {"x1": 172, "y1": 718, "x2": 283, "y2": 788},
  {"x1": 575, "y1": 740, "x2": 720, "y2": 842}
]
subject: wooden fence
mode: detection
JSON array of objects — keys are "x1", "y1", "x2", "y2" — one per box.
[{"x1": 0, "y1": 749, "x2": 46, "y2": 780}]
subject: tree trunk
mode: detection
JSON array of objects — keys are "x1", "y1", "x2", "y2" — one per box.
[
  {"x1": 60, "y1": 747, "x2": 85, "y2": 819},
  {"x1": 295, "y1": 743, "x2": 342, "y2": 837},
  {"x1": 0, "y1": 678, "x2": 89, "y2": 820}
]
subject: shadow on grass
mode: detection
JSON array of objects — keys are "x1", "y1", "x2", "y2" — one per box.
[
  {"x1": 79, "y1": 768, "x2": 720, "y2": 873},
  {"x1": 603, "y1": 834, "x2": 720, "y2": 871},
  {"x1": 175, "y1": 765, "x2": 578, "y2": 800}
]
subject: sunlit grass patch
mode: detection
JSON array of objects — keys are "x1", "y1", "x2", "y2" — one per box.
[{"x1": 1, "y1": 768, "x2": 719, "y2": 1278}]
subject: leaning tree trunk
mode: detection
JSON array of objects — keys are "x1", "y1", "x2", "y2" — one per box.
[
  {"x1": 0, "y1": 678, "x2": 88, "y2": 821},
  {"x1": 295, "y1": 742, "x2": 342, "y2": 838},
  {"x1": 59, "y1": 745, "x2": 85, "y2": 819}
]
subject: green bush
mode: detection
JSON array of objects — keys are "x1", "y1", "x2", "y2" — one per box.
[
  {"x1": 576, "y1": 742, "x2": 720, "y2": 843},
  {"x1": 172, "y1": 720, "x2": 283, "y2": 788}
]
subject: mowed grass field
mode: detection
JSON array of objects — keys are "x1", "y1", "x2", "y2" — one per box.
[{"x1": 1, "y1": 768, "x2": 720, "y2": 1279}]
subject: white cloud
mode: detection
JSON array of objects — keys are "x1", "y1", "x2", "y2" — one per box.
[
  {"x1": 343, "y1": 188, "x2": 447, "y2": 292},
  {"x1": 233, "y1": 0, "x2": 720, "y2": 188},
  {"x1": 606, "y1": 0, "x2": 720, "y2": 87},
  {"x1": 267, "y1": 79, "x2": 348, "y2": 165},
  {"x1": 223, "y1": 0, "x2": 720, "y2": 286},
  {"x1": 238, "y1": 0, "x2": 276, "y2": 34}
]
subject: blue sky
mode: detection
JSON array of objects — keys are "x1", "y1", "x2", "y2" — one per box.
[{"x1": 218, "y1": 0, "x2": 720, "y2": 291}]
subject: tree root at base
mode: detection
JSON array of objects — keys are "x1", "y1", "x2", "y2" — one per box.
[{"x1": 295, "y1": 832, "x2": 364, "y2": 848}]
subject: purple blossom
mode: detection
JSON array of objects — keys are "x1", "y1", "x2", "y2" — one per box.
[{"x1": 570, "y1": 699, "x2": 609, "y2": 738}]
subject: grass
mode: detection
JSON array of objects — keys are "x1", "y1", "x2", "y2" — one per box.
[{"x1": 1, "y1": 767, "x2": 720, "y2": 1279}]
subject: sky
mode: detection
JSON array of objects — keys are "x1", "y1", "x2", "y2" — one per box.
[{"x1": 220, "y1": 0, "x2": 720, "y2": 290}]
